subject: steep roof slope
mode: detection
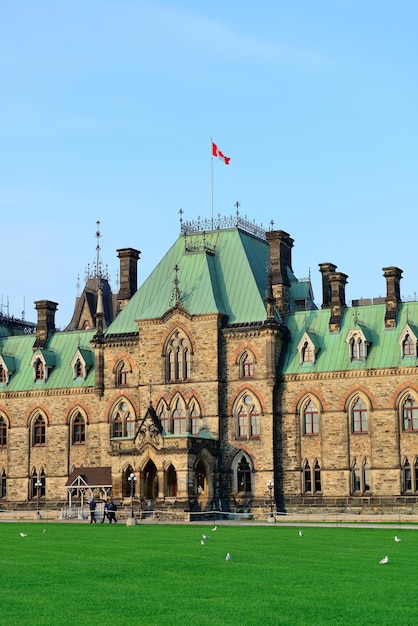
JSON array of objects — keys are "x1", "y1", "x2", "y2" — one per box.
[
  {"x1": 107, "y1": 228, "x2": 271, "y2": 334},
  {"x1": 283, "y1": 302, "x2": 418, "y2": 374},
  {"x1": 0, "y1": 330, "x2": 96, "y2": 391}
]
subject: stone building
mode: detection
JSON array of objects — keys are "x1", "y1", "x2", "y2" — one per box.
[{"x1": 1, "y1": 214, "x2": 418, "y2": 514}]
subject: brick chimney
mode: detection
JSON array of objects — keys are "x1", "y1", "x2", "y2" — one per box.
[
  {"x1": 33, "y1": 300, "x2": 58, "y2": 349},
  {"x1": 319, "y1": 262, "x2": 337, "y2": 309},
  {"x1": 117, "y1": 248, "x2": 141, "y2": 311},
  {"x1": 328, "y1": 272, "x2": 348, "y2": 333},
  {"x1": 266, "y1": 230, "x2": 294, "y2": 320},
  {"x1": 383, "y1": 266, "x2": 402, "y2": 329}
]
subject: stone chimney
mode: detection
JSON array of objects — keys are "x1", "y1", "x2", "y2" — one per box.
[
  {"x1": 328, "y1": 272, "x2": 348, "y2": 333},
  {"x1": 33, "y1": 300, "x2": 58, "y2": 349},
  {"x1": 117, "y1": 248, "x2": 141, "y2": 311},
  {"x1": 266, "y1": 230, "x2": 294, "y2": 320},
  {"x1": 319, "y1": 263, "x2": 337, "y2": 309},
  {"x1": 383, "y1": 266, "x2": 402, "y2": 329}
]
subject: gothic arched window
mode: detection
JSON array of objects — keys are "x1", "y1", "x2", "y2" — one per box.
[
  {"x1": 72, "y1": 412, "x2": 86, "y2": 445},
  {"x1": 352, "y1": 397, "x2": 368, "y2": 433},
  {"x1": 111, "y1": 400, "x2": 135, "y2": 438},
  {"x1": 166, "y1": 330, "x2": 192, "y2": 382}
]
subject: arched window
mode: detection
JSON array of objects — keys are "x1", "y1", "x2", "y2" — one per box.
[
  {"x1": 172, "y1": 398, "x2": 187, "y2": 435},
  {"x1": 352, "y1": 397, "x2": 368, "y2": 433},
  {"x1": 403, "y1": 334, "x2": 416, "y2": 357},
  {"x1": 0, "y1": 469, "x2": 6, "y2": 498},
  {"x1": 31, "y1": 468, "x2": 46, "y2": 499},
  {"x1": 116, "y1": 360, "x2": 129, "y2": 387},
  {"x1": 158, "y1": 405, "x2": 169, "y2": 434},
  {"x1": 237, "y1": 456, "x2": 252, "y2": 494},
  {"x1": 72, "y1": 412, "x2": 86, "y2": 445},
  {"x1": 33, "y1": 415, "x2": 46, "y2": 446},
  {"x1": 351, "y1": 457, "x2": 371, "y2": 494},
  {"x1": 166, "y1": 330, "x2": 192, "y2": 382},
  {"x1": 34, "y1": 358, "x2": 44, "y2": 381},
  {"x1": 0, "y1": 417, "x2": 7, "y2": 447},
  {"x1": 190, "y1": 402, "x2": 200, "y2": 435},
  {"x1": 235, "y1": 393, "x2": 261, "y2": 440},
  {"x1": 402, "y1": 395, "x2": 418, "y2": 431},
  {"x1": 239, "y1": 351, "x2": 254, "y2": 378},
  {"x1": 303, "y1": 460, "x2": 312, "y2": 493},
  {"x1": 74, "y1": 359, "x2": 84, "y2": 378},
  {"x1": 302, "y1": 341, "x2": 313, "y2": 363},
  {"x1": 111, "y1": 400, "x2": 135, "y2": 438},
  {"x1": 402, "y1": 458, "x2": 412, "y2": 492},
  {"x1": 303, "y1": 399, "x2": 319, "y2": 435},
  {"x1": 350, "y1": 335, "x2": 365, "y2": 360},
  {"x1": 302, "y1": 459, "x2": 322, "y2": 494},
  {"x1": 314, "y1": 460, "x2": 321, "y2": 492}
]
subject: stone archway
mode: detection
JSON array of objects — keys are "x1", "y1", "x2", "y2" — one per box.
[{"x1": 143, "y1": 459, "x2": 158, "y2": 501}]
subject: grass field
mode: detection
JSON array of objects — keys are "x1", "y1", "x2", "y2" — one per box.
[{"x1": 2, "y1": 521, "x2": 418, "y2": 625}]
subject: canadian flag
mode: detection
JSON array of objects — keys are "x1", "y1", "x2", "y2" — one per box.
[{"x1": 211, "y1": 141, "x2": 230, "y2": 165}]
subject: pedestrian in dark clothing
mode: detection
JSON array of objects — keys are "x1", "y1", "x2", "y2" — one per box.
[
  {"x1": 88, "y1": 499, "x2": 97, "y2": 523},
  {"x1": 101, "y1": 498, "x2": 109, "y2": 523},
  {"x1": 107, "y1": 499, "x2": 117, "y2": 523}
]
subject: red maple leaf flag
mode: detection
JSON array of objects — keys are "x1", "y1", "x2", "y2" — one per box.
[{"x1": 211, "y1": 141, "x2": 230, "y2": 165}]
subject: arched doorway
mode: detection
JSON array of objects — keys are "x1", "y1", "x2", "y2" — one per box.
[
  {"x1": 166, "y1": 465, "x2": 177, "y2": 497},
  {"x1": 195, "y1": 460, "x2": 207, "y2": 498},
  {"x1": 143, "y1": 460, "x2": 158, "y2": 501}
]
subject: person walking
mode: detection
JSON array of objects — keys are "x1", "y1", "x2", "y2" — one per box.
[
  {"x1": 101, "y1": 498, "x2": 109, "y2": 523},
  {"x1": 88, "y1": 498, "x2": 97, "y2": 523},
  {"x1": 107, "y1": 499, "x2": 117, "y2": 523}
]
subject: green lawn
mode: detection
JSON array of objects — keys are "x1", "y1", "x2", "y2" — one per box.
[{"x1": 2, "y1": 522, "x2": 417, "y2": 625}]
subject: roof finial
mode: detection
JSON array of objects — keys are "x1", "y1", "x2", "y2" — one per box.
[{"x1": 169, "y1": 264, "x2": 183, "y2": 308}]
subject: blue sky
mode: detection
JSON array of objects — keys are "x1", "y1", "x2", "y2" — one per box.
[{"x1": 1, "y1": 1, "x2": 417, "y2": 328}]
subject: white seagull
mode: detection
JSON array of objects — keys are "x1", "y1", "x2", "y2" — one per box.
[
  {"x1": 202, "y1": 534, "x2": 209, "y2": 539},
  {"x1": 43, "y1": 528, "x2": 47, "y2": 534},
  {"x1": 298, "y1": 530, "x2": 304, "y2": 537},
  {"x1": 212, "y1": 526, "x2": 217, "y2": 532},
  {"x1": 394, "y1": 536, "x2": 401, "y2": 542},
  {"x1": 379, "y1": 556, "x2": 389, "y2": 564},
  {"x1": 200, "y1": 540, "x2": 206, "y2": 545},
  {"x1": 225, "y1": 553, "x2": 231, "y2": 561},
  {"x1": 20, "y1": 532, "x2": 27, "y2": 538}
]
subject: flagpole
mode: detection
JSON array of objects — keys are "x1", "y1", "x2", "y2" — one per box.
[{"x1": 210, "y1": 137, "x2": 214, "y2": 229}]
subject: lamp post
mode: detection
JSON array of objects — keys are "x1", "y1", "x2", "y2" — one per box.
[
  {"x1": 127, "y1": 472, "x2": 137, "y2": 525},
  {"x1": 267, "y1": 480, "x2": 274, "y2": 518},
  {"x1": 35, "y1": 479, "x2": 42, "y2": 519}
]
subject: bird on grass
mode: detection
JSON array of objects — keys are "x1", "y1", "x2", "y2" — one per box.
[
  {"x1": 379, "y1": 556, "x2": 389, "y2": 564},
  {"x1": 202, "y1": 534, "x2": 209, "y2": 539},
  {"x1": 298, "y1": 531, "x2": 304, "y2": 537},
  {"x1": 225, "y1": 553, "x2": 231, "y2": 561},
  {"x1": 43, "y1": 529, "x2": 47, "y2": 534},
  {"x1": 200, "y1": 540, "x2": 206, "y2": 546},
  {"x1": 212, "y1": 526, "x2": 217, "y2": 532},
  {"x1": 20, "y1": 532, "x2": 27, "y2": 538},
  {"x1": 394, "y1": 536, "x2": 401, "y2": 542}
]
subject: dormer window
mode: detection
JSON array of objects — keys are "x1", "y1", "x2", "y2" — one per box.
[
  {"x1": 346, "y1": 329, "x2": 370, "y2": 361},
  {"x1": 398, "y1": 325, "x2": 418, "y2": 359},
  {"x1": 35, "y1": 358, "x2": 44, "y2": 381},
  {"x1": 30, "y1": 350, "x2": 55, "y2": 383},
  {"x1": 71, "y1": 348, "x2": 92, "y2": 380},
  {"x1": 297, "y1": 332, "x2": 319, "y2": 365},
  {"x1": 0, "y1": 364, "x2": 6, "y2": 384}
]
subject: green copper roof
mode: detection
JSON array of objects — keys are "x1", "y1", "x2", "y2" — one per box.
[
  {"x1": 107, "y1": 228, "x2": 272, "y2": 334},
  {"x1": 283, "y1": 302, "x2": 418, "y2": 374},
  {"x1": 0, "y1": 330, "x2": 95, "y2": 392}
]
